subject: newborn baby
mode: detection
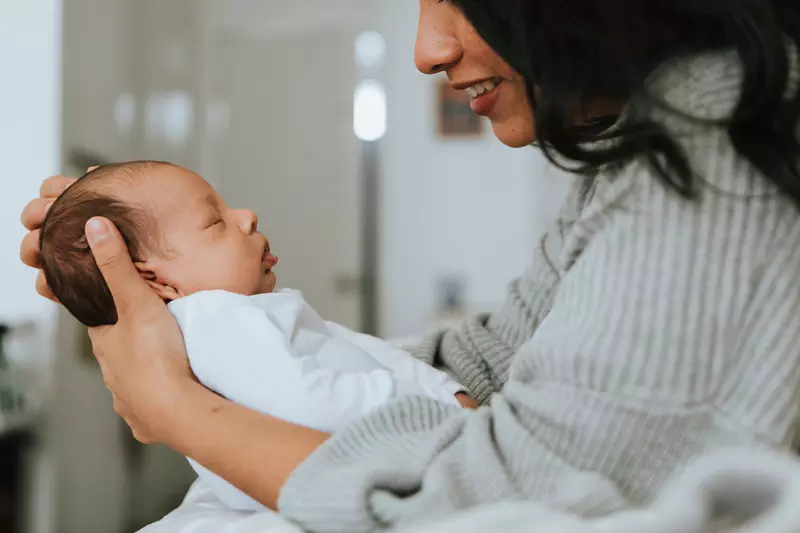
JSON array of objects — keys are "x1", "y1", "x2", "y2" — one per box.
[{"x1": 40, "y1": 161, "x2": 467, "y2": 511}]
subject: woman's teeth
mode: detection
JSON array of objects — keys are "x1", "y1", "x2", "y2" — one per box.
[{"x1": 465, "y1": 79, "x2": 499, "y2": 99}]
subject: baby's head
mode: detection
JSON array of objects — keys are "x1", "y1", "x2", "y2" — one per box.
[{"x1": 40, "y1": 161, "x2": 278, "y2": 326}]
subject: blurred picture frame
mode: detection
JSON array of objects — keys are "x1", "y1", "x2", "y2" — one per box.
[{"x1": 436, "y1": 78, "x2": 484, "y2": 138}]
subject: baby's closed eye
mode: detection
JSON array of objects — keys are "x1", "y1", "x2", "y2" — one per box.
[{"x1": 204, "y1": 218, "x2": 225, "y2": 231}]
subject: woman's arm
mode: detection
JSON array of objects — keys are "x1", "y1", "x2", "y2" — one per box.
[{"x1": 165, "y1": 381, "x2": 328, "y2": 509}]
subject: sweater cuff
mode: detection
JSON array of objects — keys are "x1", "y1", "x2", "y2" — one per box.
[
  {"x1": 407, "y1": 329, "x2": 445, "y2": 366},
  {"x1": 278, "y1": 396, "x2": 461, "y2": 533}
]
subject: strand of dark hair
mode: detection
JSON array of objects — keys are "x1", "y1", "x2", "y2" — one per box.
[{"x1": 507, "y1": 0, "x2": 800, "y2": 206}]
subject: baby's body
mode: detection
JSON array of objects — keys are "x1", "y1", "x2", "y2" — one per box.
[
  {"x1": 172, "y1": 289, "x2": 462, "y2": 510},
  {"x1": 39, "y1": 161, "x2": 467, "y2": 511}
]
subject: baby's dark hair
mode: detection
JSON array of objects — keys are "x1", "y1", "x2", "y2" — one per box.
[{"x1": 40, "y1": 161, "x2": 171, "y2": 327}]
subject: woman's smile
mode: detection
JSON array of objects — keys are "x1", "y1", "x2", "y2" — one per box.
[{"x1": 454, "y1": 77, "x2": 505, "y2": 116}]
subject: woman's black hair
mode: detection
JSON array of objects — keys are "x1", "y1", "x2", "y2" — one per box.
[{"x1": 455, "y1": 0, "x2": 800, "y2": 205}]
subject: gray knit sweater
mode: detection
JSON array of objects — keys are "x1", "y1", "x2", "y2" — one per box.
[{"x1": 278, "y1": 52, "x2": 800, "y2": 533}]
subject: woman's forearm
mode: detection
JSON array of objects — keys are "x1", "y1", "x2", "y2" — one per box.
[{"x1": 165, "y1": 381, "x2": 330, "y2": 509}]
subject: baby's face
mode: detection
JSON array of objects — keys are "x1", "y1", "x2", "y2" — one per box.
[{"x1": 131, "y1": 165, "x2": 277, "y2": 299}]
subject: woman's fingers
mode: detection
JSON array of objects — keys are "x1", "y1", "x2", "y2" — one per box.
[
  {"x1": 35, "y1": 270, "x2": 58, "y2": 302},
  {"x1": 21, "y1": 197, "x2": 54, "y2": 231},
  {"x1": 19, "y1": 230, "x2": 42, "y2": 268},
  {"x1": 84, "y1": 229, "x2": 192, "y2": 446},
  {"x1": 39, "y1": 175, "x2": 76, "y2": 198},
  {"x1": 85, "y1": 217, "x2": 160, "y2": 317},
  {"x1": 21, "y1": 175, "x2": 77, "y2": 303}
]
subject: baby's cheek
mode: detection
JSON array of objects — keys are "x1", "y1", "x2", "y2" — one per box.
[
  {"x1": 188, "y1": 254, "x2": 240, "y2": 294},
  {"x1": 232, "y1": 252, "x2": 265, "y2": 296}
]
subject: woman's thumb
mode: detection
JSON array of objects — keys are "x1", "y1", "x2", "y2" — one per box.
[{"x1": 86, "y1": 217, "x2": 154, "y2": 316}]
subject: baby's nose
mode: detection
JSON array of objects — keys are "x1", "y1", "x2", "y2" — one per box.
[{"x1": 239, "y1": 210, "x2": 258, "y2": 234}]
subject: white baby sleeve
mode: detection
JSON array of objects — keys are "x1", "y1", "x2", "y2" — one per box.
[{"x1": 324, "y1": 321, "x2": 465, "y2": 405}]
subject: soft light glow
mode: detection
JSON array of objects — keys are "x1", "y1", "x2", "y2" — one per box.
[
  {"x1": 113, "y1": 93, "x2": 136, "y2": 136},
  {"x1": 353, "y1": 80, "x2": 387, "y2": 142},
  {"x1": 144, "y1": 90, "x2": 194, "y2": 147},
  {"x1": 354, "y1": 31, "x2": 386, "y2": 69}
]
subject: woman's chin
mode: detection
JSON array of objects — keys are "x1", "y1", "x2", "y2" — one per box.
[{"x1": 490, "y1": 119, "x2": 535, "y2": 148}]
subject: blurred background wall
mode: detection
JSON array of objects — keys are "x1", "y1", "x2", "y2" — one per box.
[
  {"x1": 0, "y1": 1, "x2": 61, "y2": 325},
  {"x1": 1, "y1": 3, "x2": 61, "y2": 533},
  {"x1": 374, "y1": 0, "x2": 569, "y2": 337},
  {"x1": 0, "y1": 1, "x2": 570, "y2": 531}
]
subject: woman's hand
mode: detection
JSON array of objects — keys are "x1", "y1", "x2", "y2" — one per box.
[
  {"x1": 21, "y1": 173, "x2": 194, "y2": 442},
  {"x1": 19, "y1": 175, "x2": 78, "y2": 301},
  {"x1": 84, "y1": 217, "x2": 196, "y2": 444}
]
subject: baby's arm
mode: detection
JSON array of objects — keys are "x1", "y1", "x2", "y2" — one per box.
[{"x1": 324, "y1": 321, "x2": 475, "y2": 408}]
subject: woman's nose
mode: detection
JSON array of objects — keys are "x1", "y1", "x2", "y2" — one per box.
[
  {"x1": 238, "y1": 210, "x2": 258, "y2": 234},
  {"x1": 414, "y1": 11, "x2": 463, "y2": 75}
]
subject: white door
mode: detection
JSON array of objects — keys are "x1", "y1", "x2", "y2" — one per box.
[{"x1": 210, "y1": 29, "x2": 363, "y2": 328}]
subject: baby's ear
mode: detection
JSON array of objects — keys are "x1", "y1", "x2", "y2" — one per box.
[{"x1": 133, "y1": 262, "x2": 181, "y2": 302}]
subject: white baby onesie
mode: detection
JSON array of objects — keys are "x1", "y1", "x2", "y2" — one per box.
[{"x1": 168, "y1": 289, "x2": 463, "y2": 511}]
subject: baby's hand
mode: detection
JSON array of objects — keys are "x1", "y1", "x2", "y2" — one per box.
[{"x1": 455, "y1": 392, "x2": 479, "y2": 409}]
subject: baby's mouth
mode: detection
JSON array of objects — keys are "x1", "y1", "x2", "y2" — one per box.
[{"x1": 262, "y1": 249, "x2": 279, "y2": 271}]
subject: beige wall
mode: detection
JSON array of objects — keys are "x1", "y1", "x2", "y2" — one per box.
[{"x1": 0, "y1": 2, "x2": 60, "y2": 326}]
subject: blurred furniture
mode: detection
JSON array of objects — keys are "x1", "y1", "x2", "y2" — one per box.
[
  {"x1": 0, "y1": 324, "x2": 39, "y2": 533},
  {"x1": 0, "y1": 426, "x2": 35, "y2": 533}
]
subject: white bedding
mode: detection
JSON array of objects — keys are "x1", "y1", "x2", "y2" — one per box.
[
  {"x1": 138, "y1": 480, "x2": 303, "y2": 533},
  {"x1": 140, "y1": 448, "x2": 800, "y2": 533}
]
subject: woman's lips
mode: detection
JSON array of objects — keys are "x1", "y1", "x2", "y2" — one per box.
[{"x1": 469, "y1": 81, "x2": 502, "y2": 116}]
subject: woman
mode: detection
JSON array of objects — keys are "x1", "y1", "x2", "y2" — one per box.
[{"x1": 19, "y1": 0, "x2": 800, "y2": 532}]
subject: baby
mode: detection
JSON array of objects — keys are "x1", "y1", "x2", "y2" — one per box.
[{"x1": 40, "y1": 161, "x2": 470, "y2": 511}]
